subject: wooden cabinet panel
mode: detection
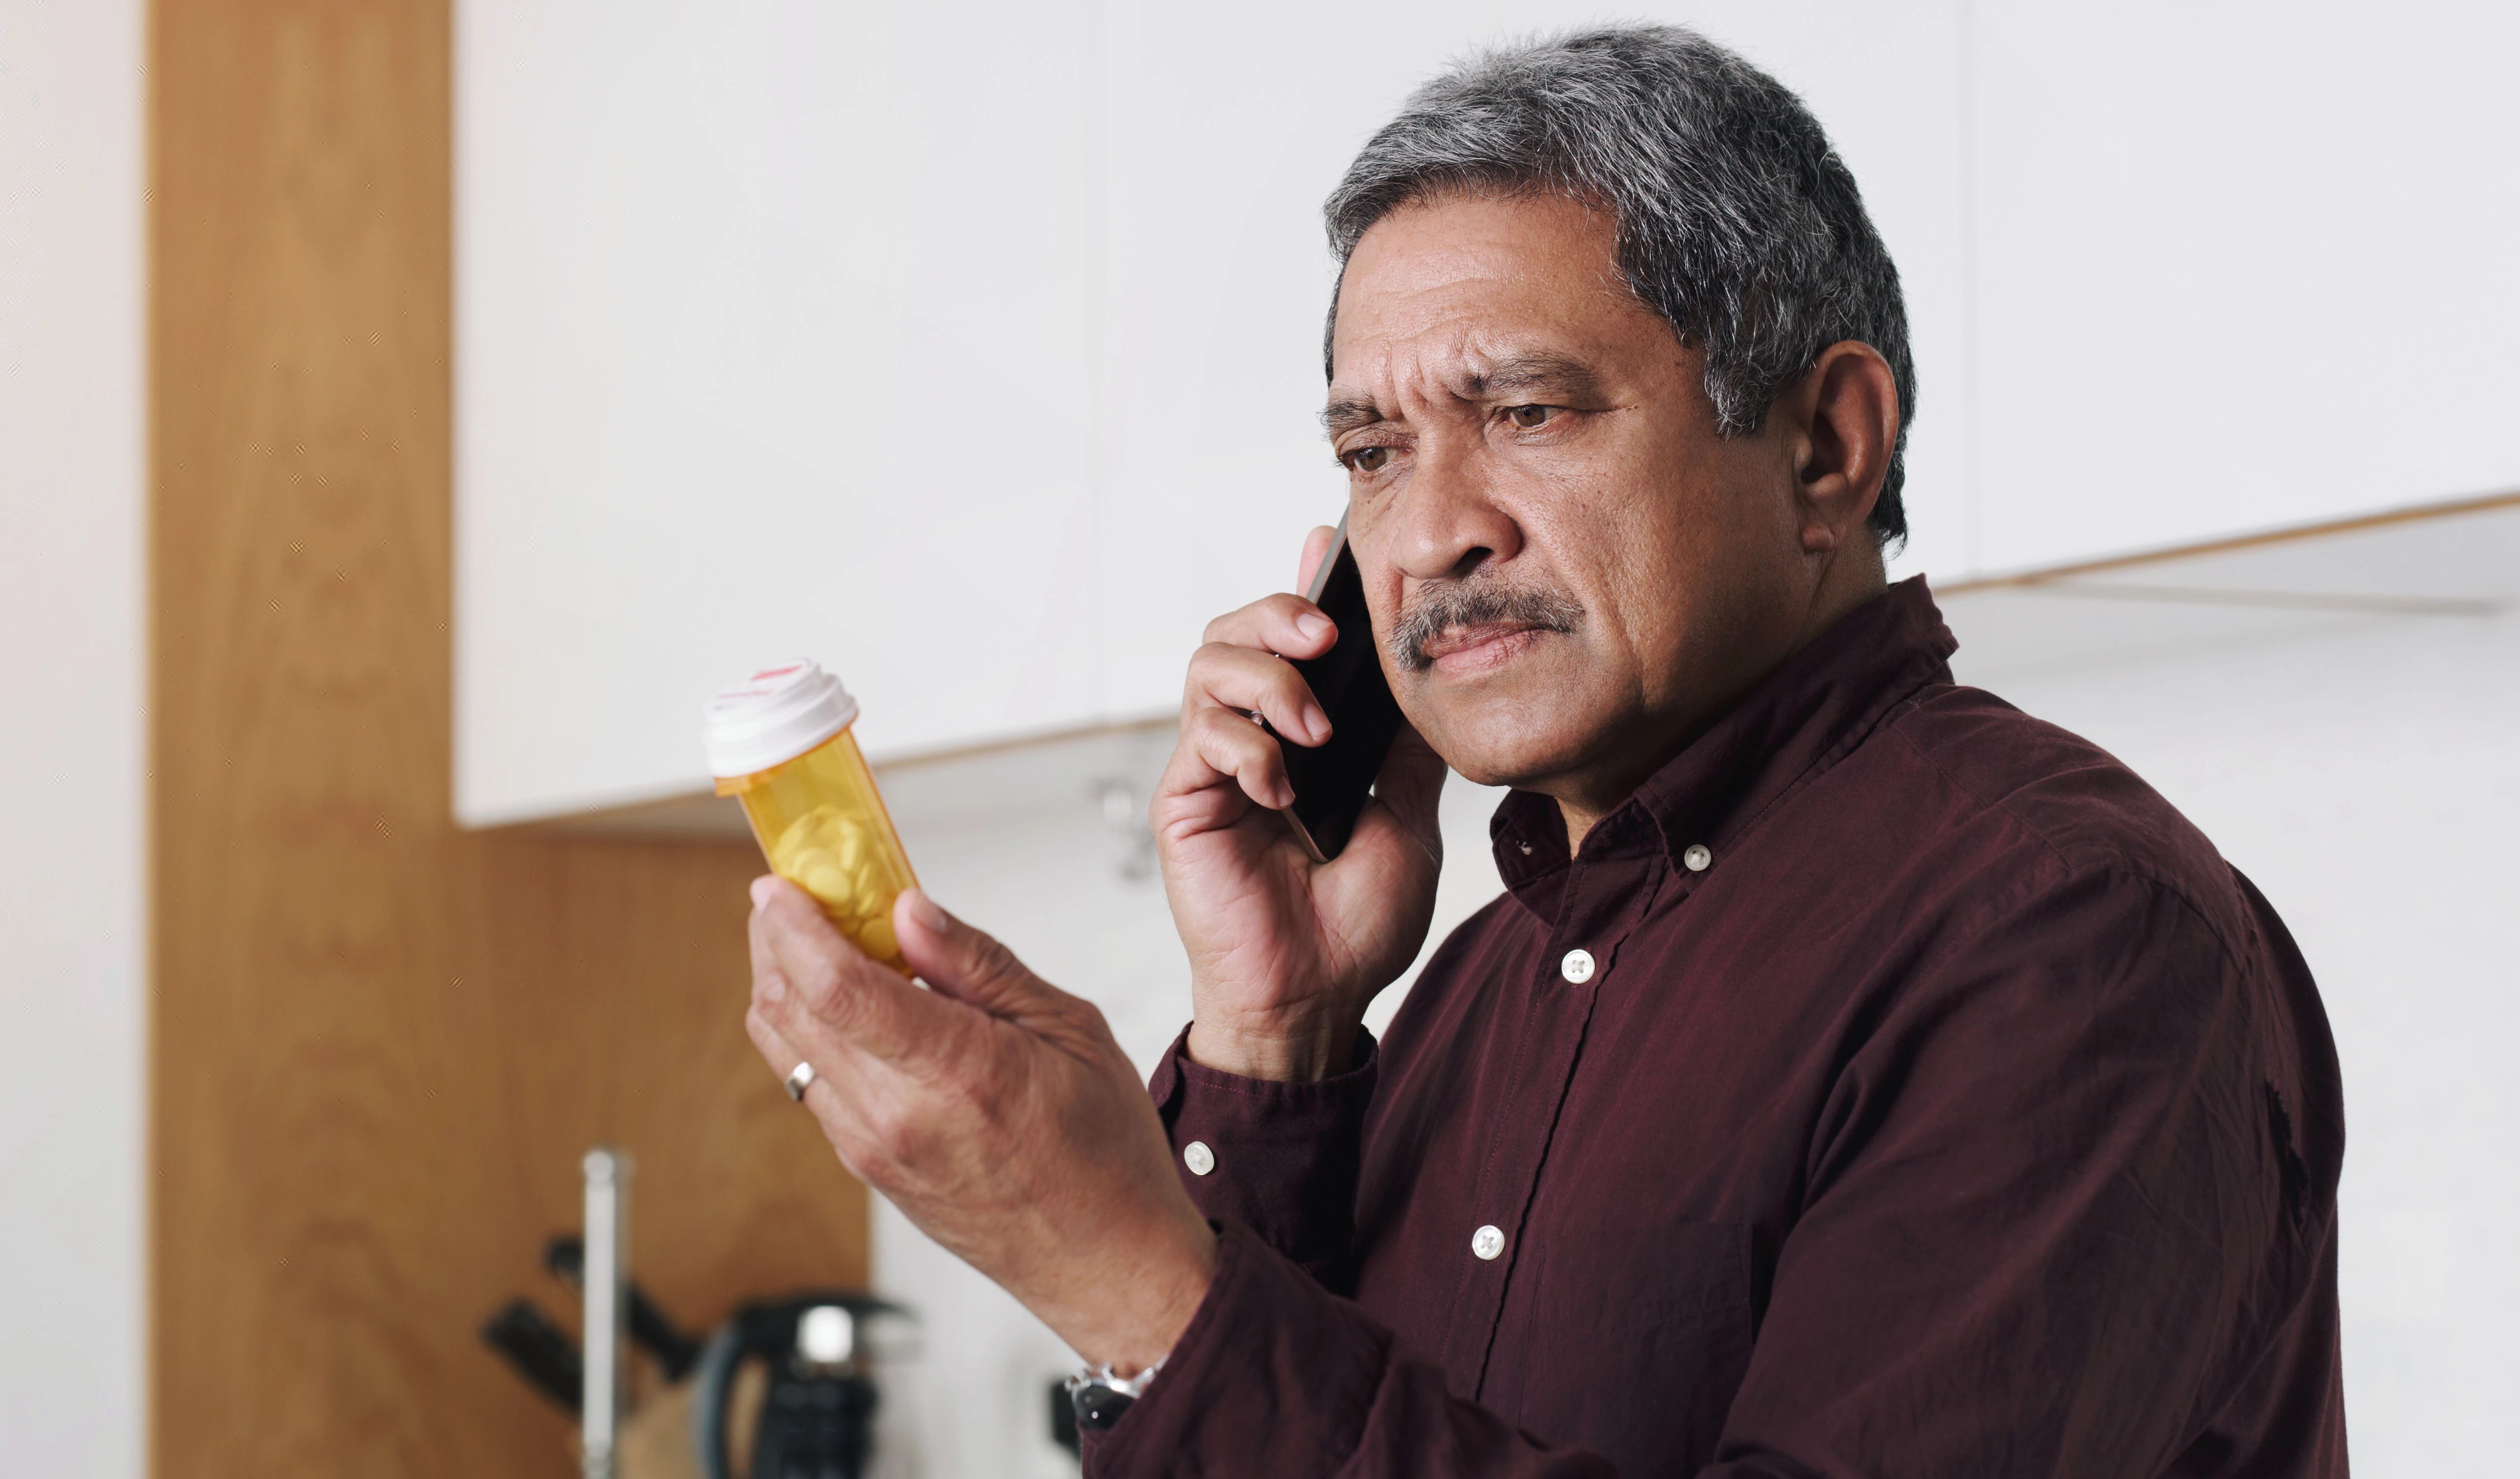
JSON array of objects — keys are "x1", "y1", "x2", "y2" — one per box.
[{"x1": 153, "y1": 4, "x2": 863, "y2": 1474}]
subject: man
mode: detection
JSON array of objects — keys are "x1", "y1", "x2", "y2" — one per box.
[{"x1": 743, "y1": 26, "x2": 2347, "y2": 1477}]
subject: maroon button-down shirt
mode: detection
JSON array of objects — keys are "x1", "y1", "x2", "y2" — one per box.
[{"x1": 1092, "y1": 578, "x2": 2346, "y2": 1478}]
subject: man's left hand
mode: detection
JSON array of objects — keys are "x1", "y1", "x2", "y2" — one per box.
[{"x1": 745, "y1": 877, "x2": 1217, "y2": 1373}]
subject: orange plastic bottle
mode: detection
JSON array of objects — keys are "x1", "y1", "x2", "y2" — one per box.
[{"x1": 704, "y1": 661, "x2": 918, "y2": 971}]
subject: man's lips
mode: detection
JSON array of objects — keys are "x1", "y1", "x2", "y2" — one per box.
[{"x1": 1419, "y1": 621, "x2": 1550, "y2": 672}]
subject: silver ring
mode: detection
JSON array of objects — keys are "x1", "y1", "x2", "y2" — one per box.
[{"x1": 784, "y1": 1061, "x2": 817, "y2": 1102}]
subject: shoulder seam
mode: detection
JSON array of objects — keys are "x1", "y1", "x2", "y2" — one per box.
[{"x1": 1879, "y1": 716, "x2": 2250, "y2": 976}]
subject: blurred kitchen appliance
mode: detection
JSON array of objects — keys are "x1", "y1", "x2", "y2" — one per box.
[
  {"x1": 692, "y1": 1292, "x2": 915, "y2": 1479},
  {"x1": 478, "y1": 1151, "x2": 915, "y2": 1478}
]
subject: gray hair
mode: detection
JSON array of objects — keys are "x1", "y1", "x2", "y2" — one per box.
[{"x1": 1324, "y1": 25, "x2": 1915, "y2": 544}]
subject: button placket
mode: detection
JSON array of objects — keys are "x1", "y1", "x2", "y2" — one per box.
[{"x1": 1442, "y1": 850, "x2": 1662, "y2": 1392}]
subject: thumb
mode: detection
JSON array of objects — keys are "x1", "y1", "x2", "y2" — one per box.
[{"x1": 894, "y1": 888, "x2": 1059, "y2": 1021}]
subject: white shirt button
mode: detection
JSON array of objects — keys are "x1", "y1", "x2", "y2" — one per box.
[
  {"x1": 1183, "y1": 1140, "x2": 1216, "y2": 1177},
  {"x1": 1683, "y1": 844, "x2": 1713, "y2": 872},
  {"x1": 1471, "y1": 1224, "x2": 1506, "y2": 1260},
  {"x1": 1560, "y1": 948, "x2": 1596, "y2": 984}
]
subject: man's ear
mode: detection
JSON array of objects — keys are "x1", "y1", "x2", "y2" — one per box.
[{"x1": 1782, "y1": 341, "x2": 1898, "y2": 555}]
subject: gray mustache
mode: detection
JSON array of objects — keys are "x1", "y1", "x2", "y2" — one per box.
[{"x1": 1388, "y1": 579, "x2": 1585, "y2": 672}]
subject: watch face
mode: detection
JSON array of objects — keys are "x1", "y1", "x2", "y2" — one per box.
[{"x1": 1072, "y1": 1383, "x2": 1138, "y2": 1432}]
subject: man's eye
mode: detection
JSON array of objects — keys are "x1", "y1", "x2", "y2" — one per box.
[
  {"x1": 1507, "y1": 404, "x2": 1556, "y2": 429},
  {"x1": 1345, "y1": 446, "x2": 1393, "y2": 473}
]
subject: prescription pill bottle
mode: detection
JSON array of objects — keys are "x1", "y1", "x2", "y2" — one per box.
[{"x1": 705, "y1": 660, "x2": 918, "y2": 972}]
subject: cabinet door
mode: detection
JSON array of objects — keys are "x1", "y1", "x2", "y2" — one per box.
[
  {"x1": 1972, "y1": 0, "x2": 2520, "y2": 572},
  {"x1": 1091, "y1": 0, "x2": 1973, "y2": 713},
  {"x1": 457, "y1": 0, "x2": 1100, "y2": 825}
]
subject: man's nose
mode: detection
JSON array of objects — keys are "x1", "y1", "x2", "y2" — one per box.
[{"x1": 1388, "y1": 433, "x2": 1522, "y2": 583}]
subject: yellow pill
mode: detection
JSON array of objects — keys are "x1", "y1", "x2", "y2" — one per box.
[
  {"x1": 798, "y1": 858, "x2": 852, "y2": 906},
  {"x1": 772, "y1": 805, "x2": 845, "y2": 863},
  {"x1": 856, "y1": 913, "x2": 898, "y2": 963}
]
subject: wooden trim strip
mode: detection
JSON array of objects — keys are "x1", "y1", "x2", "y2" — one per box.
[
  {"x1": 1988, "y1": 583, "x2": 2500, "y2": 617},
  {"x1": 1937, "y1": 488, "x2": 2520, "y2": 595}
]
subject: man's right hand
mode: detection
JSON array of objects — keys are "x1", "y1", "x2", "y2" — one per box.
[{"x1": 1154, "y1": 525, "x2": 1449, "y2": 1082}]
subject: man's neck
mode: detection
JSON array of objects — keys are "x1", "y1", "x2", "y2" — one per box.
[{"x1": 1551, "y1": 557, "x2": 1889, "y2": 855}]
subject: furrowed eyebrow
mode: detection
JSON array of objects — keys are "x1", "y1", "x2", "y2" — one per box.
[
  {"x1": 1321, "y1": 395, "x2": 1385, "y2": 438},
  {"x1": 1464, "y1": 352, "x2": 1604, "y2": 402},
  {"x1": 1321, "y1": 352, "x2": 1603, "y2": 439}
]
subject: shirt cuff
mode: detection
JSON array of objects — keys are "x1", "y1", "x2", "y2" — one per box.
[
  {"x1": 1084, "y1": 1219, "x2": 1388, "y2": 1479},
  {"x1": 1148, "y1": 1022, "x2": 1380, "y2": 1281}
]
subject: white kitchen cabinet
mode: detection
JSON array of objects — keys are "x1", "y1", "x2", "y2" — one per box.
[
  {"x1": 457, "y1": 0, "x2": 1968, "y2": 826},
  {"x1": 456, "y1": 0, "x2": 1103, "y2": 825},
  {"x1": 1970, "y1": 0, "x2": 2520, "y2": 572},
  {"x1": 454, "y1": 0, "x2": 2520, "y2": 828}
]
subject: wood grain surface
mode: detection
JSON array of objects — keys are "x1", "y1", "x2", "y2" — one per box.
[{"x1": 151, "y1": 3, "x2": 869, "y2": 1472}]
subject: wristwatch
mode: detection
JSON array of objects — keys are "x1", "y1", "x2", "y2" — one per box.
[{"x1": 1065, "y1": 1356, "x2": 1166, "y2": 1432}]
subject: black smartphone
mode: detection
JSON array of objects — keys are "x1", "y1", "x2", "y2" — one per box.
[{"x1": 1278, "y1": 517, "x2": 1405, "y2": 861}]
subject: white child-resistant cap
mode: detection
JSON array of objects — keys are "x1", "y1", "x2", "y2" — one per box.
[{"x1": 703, "y1": 659, "x2": 861, "y2": 778}]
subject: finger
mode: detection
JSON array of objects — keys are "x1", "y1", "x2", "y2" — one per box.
[
  {"x1": 745, "y1": 1005, "x2": 829, "y2": 1107},
  {"x1": 1182, "y1": 641, "x2": 1329, "y2": 746},
  {"x1": 752, "y1": 877, "x2": 966, "y2": 1069},
  {"x1": 748, "y1": 876, "x2": 803, "y2": 1014},
  {"x1": 1198, "y1": 591, "x2": 1337, "y2": 661},
  {"x1": 1159, "y1": 702, "x2": 1295, "y2": 812},
  {"x1": 751, "y1": 873, "x2": 857, "y2": 989},
  {"x1": 893, "y1": 889, "x2": 1072, "y2": 1025},
  {"x1": 1150, "y1": 718, "x2": 1264, "y2": 836},
  {"x1": 1296, "y1": 524, "x2": 1337, "y2": 593},
  {"x1": 744, "y1": 1006, "x2": 897, "y2": 1179}
]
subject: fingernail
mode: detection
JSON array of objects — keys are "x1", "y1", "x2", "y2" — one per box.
[
  {"x1": 1306, "y1": 706, "x2": 1332, "y2": 743},
  {"x1": 1296, "y1": 612, "x2": 1332, "y2": 643},
  {"x1": 750, "y1": 876, "x2": 779, "y2": 909},
  {"x1": 905, "y1": 887, "x2": 950, "y2": 933},
  {"x1": 756, "y1": 971, "x2": 786, "y2": 1006}
]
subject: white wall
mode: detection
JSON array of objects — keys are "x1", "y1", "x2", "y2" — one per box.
[{"x1": 0, "y1": 1, "x2": 147, "y2": 1474}]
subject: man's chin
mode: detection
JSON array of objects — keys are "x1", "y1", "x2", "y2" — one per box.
[{"x1": 1404, "y1": 677, "x2": 1613, "y2": 793}]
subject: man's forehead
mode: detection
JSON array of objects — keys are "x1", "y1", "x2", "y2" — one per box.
[{"x1": 1324, "y1": 195, "x2": 1655, "y2": 421}]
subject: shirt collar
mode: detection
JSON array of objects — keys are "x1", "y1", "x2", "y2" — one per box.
[{"x1": 1489, "y1": 577, "x2": 1958, "y2": 914}]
